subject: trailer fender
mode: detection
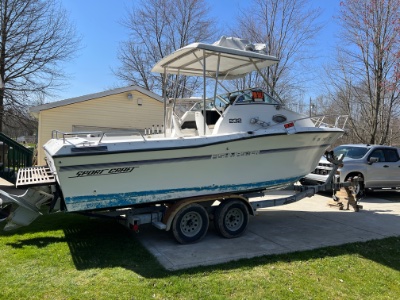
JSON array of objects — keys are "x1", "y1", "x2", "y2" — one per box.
[{"x1": 224, "y1": 197, "x2": 255, "y2": 218}]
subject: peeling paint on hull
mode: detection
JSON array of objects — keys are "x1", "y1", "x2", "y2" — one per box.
[{"x1": 65, "y1": 175, "x2": 302, "y2": 211}]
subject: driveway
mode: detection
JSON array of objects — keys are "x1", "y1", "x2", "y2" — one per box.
[{"x1": 136, "y1": 191, "x2": 400, "y2": 270}]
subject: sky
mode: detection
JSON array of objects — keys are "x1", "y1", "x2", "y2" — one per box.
[{"x1": 55, "y1": 0, "x2": 341, "y2": 102}]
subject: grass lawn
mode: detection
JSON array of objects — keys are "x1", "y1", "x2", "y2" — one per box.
[{"x1": 0, "y1": 213, "x2": 399, "y2": 299}]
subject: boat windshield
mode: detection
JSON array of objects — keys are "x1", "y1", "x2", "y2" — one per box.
[
  {"x1": 188, "y1": 99, "x2": 217, "y2": 111},
  {"x1": 218, "y1": 88, "x2": 280, "y2": 105}
]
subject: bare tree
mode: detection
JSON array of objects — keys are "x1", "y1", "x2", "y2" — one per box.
[
  {"x1": 0, "y1": 0, "x2": 80, "y2": 132},
  {"x1": 115, "y1": 0, "x2": 216, "y2": 98},
  {"x1": 2, "y1": 106, "x2": 37, "y2": 138},
  {"x1": 233, "y1": 0, "x2": 323, "y2": 102},
  {"x1": 330, "y1": 0, "x2": 400, "y2": 144}
]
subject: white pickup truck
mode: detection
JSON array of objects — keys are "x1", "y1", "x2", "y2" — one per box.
[{"x1": 301, "y1": 144, "x2": 400, "y2": 196}]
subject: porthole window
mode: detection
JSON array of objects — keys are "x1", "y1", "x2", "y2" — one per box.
[{"x1": 272, "y1": 114, "x2": 287, "y2": 123}]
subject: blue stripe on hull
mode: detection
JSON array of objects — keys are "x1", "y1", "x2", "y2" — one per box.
[{"x1": 65, "y1": 175, "x2": 304, "y2": 211}]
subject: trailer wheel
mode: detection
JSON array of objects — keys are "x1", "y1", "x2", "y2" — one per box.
[
  {"x1": 214, "y1": 199, "x2": 249, "y2": 239},
  {"x1": 172, "y1": 203, "x2": 209, "y2": 244}
]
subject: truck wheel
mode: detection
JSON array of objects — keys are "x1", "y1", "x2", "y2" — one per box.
[
  {"x1": 214, "y1": 199, "x2": 249, "y2": 239},
  {"x1": 172, "y1": 203, "x2": 209, "y2": 244}
]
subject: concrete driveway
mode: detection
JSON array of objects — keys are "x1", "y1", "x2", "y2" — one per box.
[{"x1": 136, "y1": 191, "x2": 400, "y2": 270}]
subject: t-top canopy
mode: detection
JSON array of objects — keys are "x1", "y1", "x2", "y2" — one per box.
[{"x1": 151, "y1": 36, "x2": 279, "y2": 79}]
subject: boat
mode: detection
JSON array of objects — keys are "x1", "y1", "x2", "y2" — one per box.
[{"x1": 0, "y1": 37, "x2": 346, "y2": 235}]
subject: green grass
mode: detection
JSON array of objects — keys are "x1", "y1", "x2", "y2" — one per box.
[{"x1": 0, "y1": 213, "x2": 399, "y2": 299}]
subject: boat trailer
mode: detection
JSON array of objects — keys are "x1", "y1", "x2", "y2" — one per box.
[{"x1": 0, "y1": 152, "x2": 362, "y2": 244}]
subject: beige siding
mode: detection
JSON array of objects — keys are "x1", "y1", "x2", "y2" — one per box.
[{"x1": 37, "y1": 90, "x2": 163, "y2": 165}]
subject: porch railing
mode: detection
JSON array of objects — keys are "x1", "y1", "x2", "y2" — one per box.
[{"x1": 0, "y1": 132, "x2": 33, "y2": 184}]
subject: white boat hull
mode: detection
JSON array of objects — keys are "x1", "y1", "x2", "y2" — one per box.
[{"x1": 45, "y1": 129, "x2": 342, "y2": 211}]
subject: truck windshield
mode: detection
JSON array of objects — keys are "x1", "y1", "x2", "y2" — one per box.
[{"x1": 334, "y1": 146, "x2": 369, "y2": 159}]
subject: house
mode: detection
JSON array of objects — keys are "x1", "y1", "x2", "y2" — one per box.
[{"x1": 30, "y1": 86, "x2": 163, "y2": 165}]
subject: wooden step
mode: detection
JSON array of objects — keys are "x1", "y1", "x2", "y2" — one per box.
[{"x1": 16, "y1": 166, "x2": 56, "y2": 188}]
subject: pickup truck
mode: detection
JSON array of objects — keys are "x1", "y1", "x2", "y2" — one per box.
[{"x1": 301, "y1": 144, "x2": 400, "y2": 196}]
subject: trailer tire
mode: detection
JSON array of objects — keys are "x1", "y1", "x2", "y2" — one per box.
[
  {"x1": 172, "y1": 203, "x2": 209, "y2": 244},
  {"x1": 214, "y1": 199, "x2": 249, "y2": 239}
]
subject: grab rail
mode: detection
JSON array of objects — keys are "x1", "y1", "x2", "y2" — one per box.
[
  {"x1": 99, "y1": 131, "x2": 146, "y2": 143},
  {"x1": 52, "y1": 130, "x2": 105, "y2": 144},
  {"x1": 51, "y1": 130, "x2": 147, "y2": 144},
  {"x1": 252, "y1": 114, "x2": 349, "y2": 132},
  {"x1": 310, "y1": 115, "x2": 349, "y2": 130}
]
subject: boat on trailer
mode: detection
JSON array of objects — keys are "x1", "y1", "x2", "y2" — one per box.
[{"x1": 0, "y1": 37, "x2": 348, "y2": 243}]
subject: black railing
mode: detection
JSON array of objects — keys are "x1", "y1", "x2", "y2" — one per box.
[{"x1": 0, "y1": 132, "x2": 33, "y2": 183}]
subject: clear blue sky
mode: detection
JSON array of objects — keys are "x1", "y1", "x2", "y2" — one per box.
[{"x1": 56, "y1": 0, "x2": 340, "y2": 101}]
